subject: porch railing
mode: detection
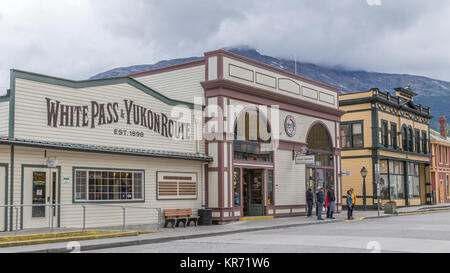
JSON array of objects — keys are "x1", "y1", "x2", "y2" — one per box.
[{"x1": 0, "y1": 203, "x2": 162, "y2": 235}]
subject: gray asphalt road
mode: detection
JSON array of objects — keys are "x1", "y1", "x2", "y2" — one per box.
[{"x1": 87, "y1": 212, "x2": 450, "y2": 253}]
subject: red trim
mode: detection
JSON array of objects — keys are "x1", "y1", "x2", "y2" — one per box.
[
  {"x1": 204, "y1": 49, "x2": 339, "y2": 93},
  {"x1": 128, "y1": 59, "x2": 205, "y2": 78}
]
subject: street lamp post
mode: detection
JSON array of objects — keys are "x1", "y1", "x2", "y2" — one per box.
[{"x1": 360, "y1": 167, "x2": 368, "y2": 211}]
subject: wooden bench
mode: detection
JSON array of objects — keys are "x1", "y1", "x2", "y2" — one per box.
[{"x1": 164, "y1": 208, "x2": 200, "y2": 228}]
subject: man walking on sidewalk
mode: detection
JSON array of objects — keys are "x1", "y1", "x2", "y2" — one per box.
[
  {"x1": 306, "y1": 186, "x2": 314, "y2": 217},
  {"x1": 316, "y1": 187, "x2": 324, "y2": 220}
]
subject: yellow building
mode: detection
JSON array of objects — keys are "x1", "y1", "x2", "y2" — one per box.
[{"x1": 339, "y1": 87, "x2": 432, "y2": 208}]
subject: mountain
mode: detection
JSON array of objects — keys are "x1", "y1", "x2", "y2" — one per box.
[{"x1": 90, "y1": 47, "x2": 450, "y2": 131}]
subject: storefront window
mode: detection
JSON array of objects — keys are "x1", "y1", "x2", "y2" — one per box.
[
  {"x1": 268, "y1": 170, "x2": 273, "y2": 205},
  {"x1": 389, "y1": 160, "x2": 405, "y2": 200},
  {"x1": 379, "y1": 160, "x2": 389, "y2": 200},
  {"x1": 75, "y1": 169, "x2": 144, "y2": 201},
  {"x1": 407, "y1": 163, "x2": 420, "y2": 199},
  {"x1": 233, "y1": 169, "x2": 241, "y2": 207}
]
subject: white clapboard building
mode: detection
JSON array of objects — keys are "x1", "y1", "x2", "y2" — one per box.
[{"x1": 0, "y1": 49, "x2": 344, "y2": 230}]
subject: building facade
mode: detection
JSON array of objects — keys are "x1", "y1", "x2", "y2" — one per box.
[
  {"x1": 430, "y1": 116, "x2": 450, "y2": 204},
  {"x1": 339, "y1": 87, "x2": 432, "y2": 208},
  {"x1": 0, "y1": 49, "x2": 344, "y2": 231}
]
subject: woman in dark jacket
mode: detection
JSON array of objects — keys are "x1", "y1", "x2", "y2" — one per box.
[{"x1": 346, "y1": 190, "x2": 353, "y2": 220}]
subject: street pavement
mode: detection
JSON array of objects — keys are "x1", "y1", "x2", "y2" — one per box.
[{"x1": 87, "y1": 211, "x2": 450, "y2": 253}]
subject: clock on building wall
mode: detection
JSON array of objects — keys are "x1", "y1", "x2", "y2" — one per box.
[{"x1": 284, "y1": 115, "x2": 296, "y2": 137}]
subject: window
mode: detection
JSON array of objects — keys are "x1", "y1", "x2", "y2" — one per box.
[
  {"x1": 444, "y1": 147, "x2": 448, "y2": 164},
  {"x1": 422, "y1": 131, "x2": 428, "y2": 154},
  {"x1": 157, "y1": 172, "x2": 197, "y2": 200},
  {"x1": 415, "y1": 129, "x2": 421, "y2": 153},
  {"x1": 32, "y1": 172, "x2": 47, "y2": 217},
  {"x1": 233, "y1": 169, "x2": 241, "y2": 207},
  {"x1": 391, "y1": 123, "x2": 398, "y2": 149},
  {"x1": 381, "y1": 120, "x2": 389, "y2": 147},
  {"x1": 447, "y1": 175, "x2": 449, "y2": 197},
  {"x1": 402, "y1": 126, "x2": 408, "y2": 151},
  {"x1": 268, "y1": 170, "x2": 274, "y2": 205},
  {"x1": 389, "y1": 160, "x2": 405, "y2": 200},
  {"x1": 439, "y1": 146, "x2": 443, "y2": 164},
  {"x1": 408, "y1": 128, "x2": 414, "y2": 152},
  {"x1": 379, "y1": 160, "x2": 390, "y2": 200},
  {"x1": 340, "y1": 122, "x2": 363, "y2": 148},
  {"x1": 407, "y1": 163, "x2": 420, "y2": 199},
  {"x1": 75, "y1": 169, "x2": 144, "y2": 201}
]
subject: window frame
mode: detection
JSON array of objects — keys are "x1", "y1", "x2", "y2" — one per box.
[
  {"x1": 340, "y1": 120, "x2": 364, "y2": 149},
  {"x1": 73, "y1": 167, "x2": 145, "y2": 203},
  {"x1": 408, "y1": 127, "x2": 414, "y2": 153},
  {"x1": 381, "y1": 120, "x2": 389, "y2": 148},
  {"x1": 390, "y1": 122, "x2": 398, "y2": 150},
  {"x1": 422, "y1": 130, "x2": 428, "y2": 154},
  {"x1": 415, "y1": 128, "x2": 421, "y2": 154}
]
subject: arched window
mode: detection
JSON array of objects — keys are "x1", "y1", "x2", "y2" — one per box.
[
  {"x1": 307, "y1": 123, "x2": 333, "y2": 167},
  {"x1": 408, "y1": 127, "x2": 414, "y2": 152},
  {"x1": 402, "y1": 126, "x2": 408, "y2": 151},
  {"x1": 234, "y1": 109, "x2": 272, "y2": 162}
]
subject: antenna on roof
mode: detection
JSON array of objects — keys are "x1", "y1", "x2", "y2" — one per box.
[{"x1": 294, "y1": 55, "x2": 297, "y2": 75}]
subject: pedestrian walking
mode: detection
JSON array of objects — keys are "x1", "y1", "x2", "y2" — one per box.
[
  {"x1": 346, "y1": 190, "x2": 353, "y2": 220},
  {"x1": 316, "y1": 187, "x2": 324, "y2": 220},
  {"x1": 306, "y1": 186, "x2": 314, "y2": 217},
  {"x1": 328, "y1": 185, "x2": 336, "y2": 219}
]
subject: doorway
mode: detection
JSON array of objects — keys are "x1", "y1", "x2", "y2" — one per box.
[
  {"x1": 23, "y1": 167, "x2": 59, "y2": 229},
  {"x1": 243, "y1": 169, "x2": 265, "y2": 216}
]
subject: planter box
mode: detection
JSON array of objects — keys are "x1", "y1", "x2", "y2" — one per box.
[{"x1": 384, "y1": 203, "x2": 396, "y2": 214}]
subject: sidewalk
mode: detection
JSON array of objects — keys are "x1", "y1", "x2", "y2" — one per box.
[{"x1": 0, "y1": 210, "x2": 389, "y2": 253}]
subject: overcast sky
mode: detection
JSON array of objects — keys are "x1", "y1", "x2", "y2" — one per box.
[{"x1": 1, "y1": 0, "x2": 450, "y2": 94}]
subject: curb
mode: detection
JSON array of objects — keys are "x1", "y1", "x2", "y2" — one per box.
[
  {"x1": 397, "y1": 208, "x2": 450, "y2": 216},
  {"x1": 22, "y1": 214, "x2": 393, "y2": 253}
]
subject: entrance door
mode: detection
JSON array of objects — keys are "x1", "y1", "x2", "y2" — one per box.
[
  {"x1": 306, "y1": 168, "x2": 326, "y2": 200},
  {"x1": 23, "y1": 168, "x2": 58, "y2": 229},
  {"x1": 0, "y1": 166, "x2": 5, "y2": 231},
  {"x1": 440, "y1": 179, "x2": 445, "y2": 204},
  {"x1": 243, "y1": 169, "x2": 264, "y2": 216}
]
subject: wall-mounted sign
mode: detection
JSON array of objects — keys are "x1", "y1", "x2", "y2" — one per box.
[
  {"x1": 342, "y1": 170, "x2": 351, "y2": 176},
  {"x1": 295, "y1": 155, "x2": 315, "y2": 164},
  {"x1": 63, "y1": 177, "x2": 71, "y2": 184},
  {"x1": 45, "y1": 98, "x2": 191, "y2": 140},
  {"x1": 284, "y1": 115, "x2": 296, "y2": 137}
]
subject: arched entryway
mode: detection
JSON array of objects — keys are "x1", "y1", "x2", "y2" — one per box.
[
  {"x1": 232, "y1": 108, "x2": 273, "y2": 217},
  {"x1": 305, "y1": 122, "x2": 334, "y2": 203}
]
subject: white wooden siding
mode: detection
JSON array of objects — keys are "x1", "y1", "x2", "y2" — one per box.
[
  {"x1": 13, "y1": 78, "x2": 205, "y2": 154},
  {"x1": 11, "y1": 146, "x2": 204, "y2": 229},
  {"x1": 274, "y1": 150, "x2": 305, "y2": 206},
  {"x1": 134, "y1": 65, "x2": 205, "y2": 104},
  {"x1": 0, "y1": 101, "x2": 9, "y2": 137}
]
